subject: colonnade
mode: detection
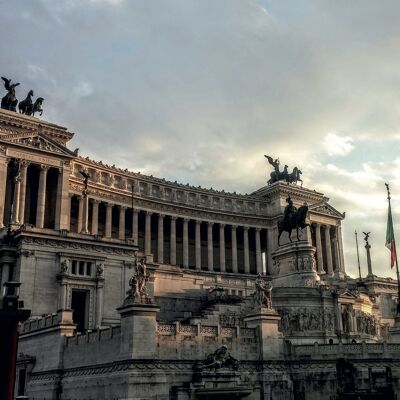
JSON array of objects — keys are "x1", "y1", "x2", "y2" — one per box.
[
  {"x1": 70, "y1": 196, "x2": 270, "y2": 275},
  {"x1": 0, "y1": 158, "x2": 66, "y2": 230},
  {"x1": 313, "y1": 222, "x2": 345, "y2": 275}
]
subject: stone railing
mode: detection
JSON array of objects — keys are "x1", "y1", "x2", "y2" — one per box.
[
  {"x1": 20, "y1": 309, "x2": 74, "y2": 334},
  {"x1": 157, "y1": 322, "x2": 256, "y2": 339},
  {"x1": 292, "y1": 342, "x2": 400, "y2": 359},
  {"x1": 65, "y1": 326, "x2": 121, "y2": 347}
]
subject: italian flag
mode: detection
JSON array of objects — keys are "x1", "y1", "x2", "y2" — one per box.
[{"x1": 386, "y1": 201, "x2": 397, "y2": 269}]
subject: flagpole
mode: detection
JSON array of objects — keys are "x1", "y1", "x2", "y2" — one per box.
[
  {"x1": 385, "y1": 183, "x2": 400, "y2": 315},
  {"x1": 355, "y1": 230, "x2": 362, "y2": 280}
]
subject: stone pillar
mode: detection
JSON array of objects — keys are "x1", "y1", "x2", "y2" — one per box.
[
  {"x1": 315, "y1": 223, "x2": 324, "y2": 273},
  {"x1": 231, "y1": 225, "x2": 238, "y2": 273},
  {"x1": 36, "y1": 165, "x2": 49, "y2": 229},
  {"x1": 219, "y1": 224, "x2": 226, "y2": 273},
  {"x1": 131, "y1": 208, "x2": 138, "y2": 243},
  {"x1": 365, "y1": 241, "x2": 373, "y2": 277},
  {"x1": 170, "y1": 216, "x2": 177, "y2": 265},
  {"x1": 59, "y1": 281, "x2": 68, "y2": 310},
  {"x1": 145, "y1": 211, "x2": 152, "y2": 255},
  {"x1": 91, "y1": 200, "x2": 100, "y2": 235},
  {"x1": 157, "y1": 214, "x2": 164, "y2": 263},
  {"x1": 11, "y1": 169, "x2": 21, "y2": 224},
  {"x1": 207, "y1": 222, "x2": 214, "y2": 271},
  {"x1": 195, "y1": 220, "x2": 201, "y2": 270},
  {"x1": 243, "y1": 227, "x2": 250, "y2": 274},
  {"x1": 337, "y1": 223, "x2": 346, "y2": 273},
  {"x1": 183, "y1": 218, "x2": 189, "y2": 268},
  {"x1": 324, "y1": 225, "x2": 334, "y2": 275},
  {"x1": 77, "y1": 196, "x2": 83, "y2": 233},
  {"x1": 266, "y1": 227, "x2": 274, "y2": 275},
  {"x1": 18, "y1": 161, "x2": 29, "y2": 224},
  {"x1": 118, "y1": 206, "x2": 126, "y2": 240},
  {"x1": 117, "y1": 302, "x2": 160, "y2": 359},
  {"x1": 0, "y1": 263, "x2": 10, "y2": 290},
  {"x1": 56, "y1": 163, "x2": 72, "y2": 230},
  {"x1": 255, "y1": 227, "x2": 262, "y2": 274},
  {"x1": 0, "y1": 156, "x2": 9, "y2": 228},
  {"x1": 96, "y1": 277, "x2": 104, "y2": 327},
  {"x1": 81, "y1": 192, "x2": 89, "y2": 234},
  {"x1": 105, "y1": 203, "x2": 112, "y2": 238}
]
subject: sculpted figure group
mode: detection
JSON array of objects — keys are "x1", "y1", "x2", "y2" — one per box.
[
  {"x1": 264, "y1": 155, "x2": 303, "y2": 185},
  {"x1": 1, "y1": 76, "x2": 44, "y2": 116},
  {"x1": 254, "y1": 274, "x2": 273, "y2": 309},
  {"x1": 128, "y1": 257, "x2": 151, "y2": 303}
]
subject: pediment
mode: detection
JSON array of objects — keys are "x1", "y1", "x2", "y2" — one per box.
[
  {"x1": 309, "y1": 202, "x2": 344, "y2": 219},
  {"x1": 0, "y1": 131, "x2": 75, "y2": 158},
  {"x1": 337, "y1": 288, "x2": 359, "y2": 299}
]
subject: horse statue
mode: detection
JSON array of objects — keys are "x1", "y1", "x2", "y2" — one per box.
[
  {"x1": 277, "y1": 199, "x2": 309, "y2": 245},
  {"x1": 288, "y1": 167, "x2": 303, "y2": 185},
  {"x1": 1, "y1": 77, "x2": 19, "y2": 112},
  {"x1": 18, "y1": 90, "x2": 34, "y2": 114},
  {"x1": 32, "y1": 97, "x2": 44, "y2": 117}
]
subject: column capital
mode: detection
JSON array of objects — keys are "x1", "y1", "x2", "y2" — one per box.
[
  {"x1": 40, "y1": 164, "x2": 50, "y2": 172},
  {"x1": 255, "y1": 227, "x2": 261, "y2": 232},
  {"x1": 195, "y1": 219, "x2": 202, "y2": 226},
  {"x1": 324, "y1": 224, "x2": 332, "y2": 231},
  {"x1": 105, "y1": 202, "x2": 113, "y2": 208},
  {"x1": 158, "y1": 213, "x2": 165, "y2": 219},
  {"x1": 92, "y1": 199, "x2": 101, "y2": 205},
  {"x1": 19, "y1": 160, "x2": 31, "y2": 169},
  {"x1": 146, "y1": 211, "x2": 153, "y2": 216},
  {"x1": 183, "y1": 217, "x2": 190, "y2": 223},
  {"x1": 219, "y1": 223, "x2": 226, "y2": 228},
  {"x1": 119, "y1": 205, "x2": 127, "y2": 211},
  {"x1": 170, "y1": 215, "x2": 178, "y2": 221},
  {"x1": 231, "y1": 224, "x2": 238, "y2": 230},
  {"x1": 243, "y1": 226, "x2": 249, "y2": 231},
  {"x1": 207, "y1": 221, "x2": 214, "y2": 227}
]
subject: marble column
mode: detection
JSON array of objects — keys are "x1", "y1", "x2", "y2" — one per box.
[
  {"x1": 18, "y1": 161, "x2": 29, "y2": 224},
  {"x1": 0, "y1": 156, "x2": 9, "y2": 228},
  {"x1": 266, "y1": 227, "x2": 274, "y2": 275},
  {"x1": 131, "y1": 208, "x2": 138, "y2": 243},
  {"x1": 195, "y1": 220, "x2": 201, "y2": 270},
  {"x1": 219, "y1": 224, "x2": 226, "y2": 273},
  {"x1": 66, "y1": 193, "x2": 73, "y2": 231},
  {"x1": 145, "y1": 211, "x2": 152, "y2": 255},
  {"x1": 81, "y1": 192, "x2": 89, "y2": 234},
  {"x1": 231, "y1": 225, "x2": 238, "y2": 273},
  {"x1": 77, "y1": 196, "x2": 83, "y2": 233},
  {"x1": 118, "y1": 206, "x2": 126, "y2": 240},
  {"x1": 337, "y1": 223, "x2": 345, "y2": 273},
  {"x1": 255, "y1": 227, "x2": 262, "y2": 274},
  {"x1": 183, "y1": 218, "x2": 189, "y2": 268},
  {"x1": 170, "y1": 216, "x2": 177, "y2": 265},
  {"x1": 243, "y1": 227, "x2": 250, "y2": 274},
  {"x1": 91, "y1": 200, "x2": 100, "y2": 235},
  {"x1": 56, "y1": 163, "x2": 72, "y2": 230},
  {"x1": 11, "y1": 169, "x2": 21, "y2": 224},
  {"x1": 105, "y1": 203, "x2": 112, "y2": 238},
  {"x1": 315, "y1": 223, "x2": 324, "y2": 273},
  {"x1": 157, "y1": 214, "x2": 164, "y2": 263},
  {"x1": 324, "y1": 225, "x2": 334, "y2": 275},
  {"x1": 36, "y1": 165, "x2": 49, "y2": 228},
  {"x1": 1, "y1": 263, "x2": 10, "y2": 291},
  {"x1": 207, "y1": 222, "x2": 214, "y2": 271},
  {"x1": 96, "y1": 278, "x2": 104, "y2": 328}
]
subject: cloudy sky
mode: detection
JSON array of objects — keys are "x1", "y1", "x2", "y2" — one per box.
[{"x1": 1, "y1": 0, "x2": 400, "y2": 278}]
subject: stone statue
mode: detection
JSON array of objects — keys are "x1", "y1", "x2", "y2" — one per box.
[
  {"x1": 203, "y1": 345, "x2": 239, "y2": 370},
  {"x1": 264, "y1": 155, "x2": 303, "y2": 185},
  {"x1": 127, "y1": 257, "x2": 151, "y2": 303},
  {"x1": 18, "y1": 90, "x2": 44, "y2": 117},
  {"x1": 277, "y1": 197, "x2": 309, "y2": 245},
  {"x1": 342, "y1": 304, "x2": 354, "y2": 333},
  {"x1": 1, "y1": 77, "x2": 19, "y2": 112},
  {"x1": 254, "y1": 274, "x2": 273, "y2": 309},
  {"x1": 60, "y1": 260, "x2": 69, "y2": 274},
  {"x1": 96, "y1": 264, "x2": 104, "y2": 277}
]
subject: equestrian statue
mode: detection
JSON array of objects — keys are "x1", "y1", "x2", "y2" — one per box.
[
  {"x1": 264, "y1": 155, "x2": 303, "y2": 185},
  {"x1": 277, "y1": 196, "x2": 309, "y2": 245},
  {"x1": 19, "y1": 90, "x2": 44, "y2": 116}
]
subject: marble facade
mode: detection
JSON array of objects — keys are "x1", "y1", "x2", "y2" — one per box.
[{"x1": 0, "y1": 109, "x2": 398, "y2": 399}]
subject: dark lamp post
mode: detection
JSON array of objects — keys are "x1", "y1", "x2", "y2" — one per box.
[{"x1": 0, "y1": 282, "x2": 31, "y2": 400}]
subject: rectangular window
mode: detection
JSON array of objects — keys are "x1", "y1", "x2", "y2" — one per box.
[
  {"x1": 79, "y1": 261, "x2": 85, "y2": 275},
  {"x1": 86, "y1": 262, "x2": 92, "y2": 276},
  {"x1": 17, "y1": 368, "x2": 26, "y2": 396},
  {"x1": 71, "y1": 260, "x2": 77, "y2": 275}
]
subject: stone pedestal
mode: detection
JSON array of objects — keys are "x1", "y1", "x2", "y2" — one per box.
[
  {"x1": 117, "y1": 301, "x2": 160, "y2": 359},
  {"x1": 271, "y1": 241, "x2": 320, "y2": 288},
  {"x1": 244, "y1": 308, "x2": 283, "y2": 359}
]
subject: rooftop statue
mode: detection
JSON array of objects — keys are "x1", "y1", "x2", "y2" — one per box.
[
  {"x1": 278, "y1": 196, "x2": 309, "y2": 245},
  {"x1": 264, "y1": 155, "x2": 303, "y2": 185},
  {"x1": 127, "y1": 257, "x2": 152, "y2": 304},
  {"x1": 1, "y1": 77, "x2": 19, "y2": 112},
  {"x1": 19, "y1": 90, "x2": 45, "y2": 117}
]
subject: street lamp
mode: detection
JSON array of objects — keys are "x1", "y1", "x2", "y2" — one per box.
[{"x1": 0, "y1": 282, "x2": 31, "y2": 400}]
